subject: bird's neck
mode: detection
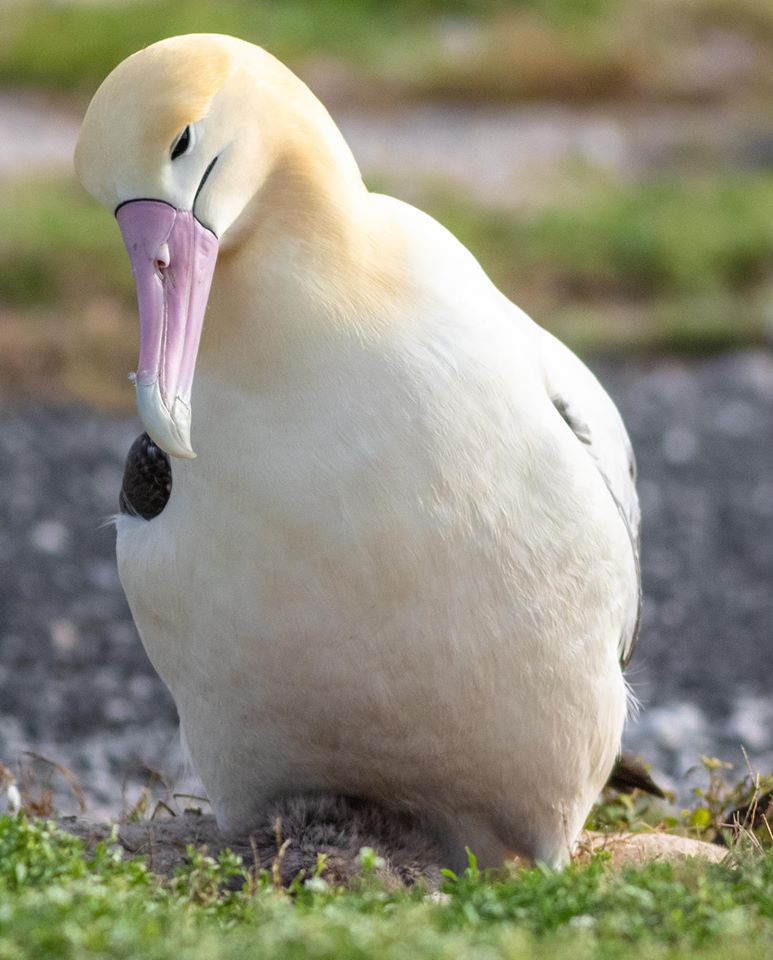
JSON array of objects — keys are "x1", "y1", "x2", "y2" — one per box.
[{"x1": 199, "y1": 136, "x2": 411, "y2": 395}]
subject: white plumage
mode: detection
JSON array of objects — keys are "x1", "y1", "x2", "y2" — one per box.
[{"x1": 75, "y1": 34, "x2": 639, "y2": 869}]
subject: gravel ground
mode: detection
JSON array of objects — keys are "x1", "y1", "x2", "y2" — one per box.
[{"x1": 1, "y1": 350, "x2": 772, "y2": 815}]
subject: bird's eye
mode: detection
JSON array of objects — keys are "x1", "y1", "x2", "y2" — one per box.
[{"x1": 170, "y1": 126, "x2": 191, "y2": 161}]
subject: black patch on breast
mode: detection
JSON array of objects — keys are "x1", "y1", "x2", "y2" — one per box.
[{"x1": 119, "y1": 433, "x2": 172, "y2": 520}]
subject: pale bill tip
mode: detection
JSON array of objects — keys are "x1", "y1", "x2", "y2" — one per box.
[{"x1": 135, "y1": 380, "x2": 197, "y2": 459}]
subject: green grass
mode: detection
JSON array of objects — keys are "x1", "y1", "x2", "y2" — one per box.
[
  {"x1": 1, "y1": 813, "x2": 772, "y2": 960},
  {"x1": 3, "y1": 0, "x2": 773, "y2": 103}
]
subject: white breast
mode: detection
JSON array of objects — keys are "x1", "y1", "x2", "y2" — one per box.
[{"x1": 116, "y1": 196, "x2": 634, "y2": 868}]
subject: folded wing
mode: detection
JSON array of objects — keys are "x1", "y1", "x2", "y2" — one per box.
[{"x1": 538, "y1": 328, "x2": 641, "y2": 668}]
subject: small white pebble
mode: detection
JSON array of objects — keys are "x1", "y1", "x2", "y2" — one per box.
[
  {"x1": 30, "y1": 520, "x2": 69, "y2": 555},
  {"x1": 105, "y1": 698, "x2": 134, "y2": 723},
  {"x1": 661, "y1": 426, "x2": 698, "y2": 465},
  {"x1": 426, "y1": 891, "x2": 451, "y2": 905},
  {"x1": 303, "y1": 877, "x2": 329, "y2": 893},
  {"x1": 3, "y1": 780, "x2": 21, "y2": 816},
  {"x1": 49, "y1": 619, "x2": 78, "y2": 652},
  {"x1": 128, "y1": 675, "x2": 156, "y2": 699}
]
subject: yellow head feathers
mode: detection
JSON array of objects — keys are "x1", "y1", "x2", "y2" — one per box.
[
  {"x1": 74, "y1": 33, "x2": 365, "y2": 241},
  {"x1": 75, "y1": 35, "x2": 236, "y2": 205}
]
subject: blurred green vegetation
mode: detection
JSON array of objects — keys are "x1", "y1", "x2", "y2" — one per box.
[
  {"x1": 428, "y1": 173, "x2": 773, "y2": 352},
  {"x1": 2, "y1": 168, "x2": 770, "y2": 407},
  {"x1": 1, "y1": 0, "x2": 772, "y2": 405},
  {"x1": 0, "y1": 180, "x2": 130, "y2": 307},
  {"x1": 0, "y1": 180, "x2": 135, "y2": 407},
  {"x1": 7, "y1": 171, "x2": 773, "y2": 315},
  {"x1": 432, "y1": 175, "x2": 773, "y2": 299},
  {"x1": 3, "y1": 0, "x2": 773, "y2": 102}
]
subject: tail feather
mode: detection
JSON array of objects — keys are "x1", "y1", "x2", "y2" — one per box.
[{"x1": 607, "y1": 753, "x2": 666, "y2": 798}]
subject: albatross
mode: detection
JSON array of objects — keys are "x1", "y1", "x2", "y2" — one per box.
[{"x1": 75, "y1": 34, "x2": 645, "y2": 869}]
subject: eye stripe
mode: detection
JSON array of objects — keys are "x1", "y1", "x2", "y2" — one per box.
[{"x1": 194, "y1": 155, "x2": 219, "y2": 208}]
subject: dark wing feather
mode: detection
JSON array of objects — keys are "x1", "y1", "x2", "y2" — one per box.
[
  {"x1": 607, "y1": 753, "x2": 666, "y2": 798},
  {"x1": 119, "y1": 433, "x2": 172, "y2": 520}
]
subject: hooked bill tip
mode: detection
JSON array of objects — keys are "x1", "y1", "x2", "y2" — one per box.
[{"x1": 135, "y1": 380, "x2": 197, "y2": 460}]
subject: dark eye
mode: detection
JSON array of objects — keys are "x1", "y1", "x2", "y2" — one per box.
[{"x1": 170, "y1": 126, "x2": 191, "y2": 161}]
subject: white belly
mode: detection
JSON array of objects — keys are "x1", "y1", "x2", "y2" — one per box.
[{"x1": 116, "y1": 346, "x2": 632, "y2": 867}]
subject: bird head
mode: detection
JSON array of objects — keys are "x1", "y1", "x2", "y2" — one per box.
[{"x1": 75, "y1": 34, "x2": 360, "y2": 458}]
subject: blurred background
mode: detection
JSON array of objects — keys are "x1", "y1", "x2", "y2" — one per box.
[{"x1": 1, "y1": 0, "x2": 772, "y2": 817}]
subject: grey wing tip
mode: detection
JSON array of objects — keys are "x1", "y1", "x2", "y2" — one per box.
[{"x1": 607, "y1": 753, "x2": 666, "y2": 799}]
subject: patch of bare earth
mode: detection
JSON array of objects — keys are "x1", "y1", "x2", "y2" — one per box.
[{"x1": 55, "y1": 813, "x2": 725, "y2": 889}]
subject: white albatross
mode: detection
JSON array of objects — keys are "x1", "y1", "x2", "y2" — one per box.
[{"x1": 75, "y1": 33, "x2": 641, "y2": 869}]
